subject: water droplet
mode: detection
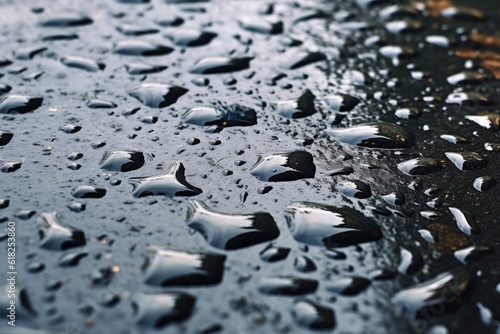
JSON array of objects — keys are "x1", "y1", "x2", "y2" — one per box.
[
  {"x1": 133, "y1": 292, "x2": 195, "y2": 329},
  {"x1": 100, "y1": 150, "x2": 145, "y2": 172},
  {"x1": 449, "y1": 207, "x2": 479, "y2": 235},
  {"x1": 454, "y1": 245, "x2": 492, "y2": 264},
  {"x1": 260, "y1": 244, "x2": 290, "y2": 262},
  {"x1": 445, "y1": 92, "x2": 491, "y2": 106},
  {"x1": 440, "y1": 134, "x2": 468, "y2": 144},
  {"x1": 323, "y1": 94, "x2": 360, "y2": 112},
  {"x1": 239, "y1": 16, "x2": 283, "y2": 35},
  {"x1": 397, "y1": 157, "x2": 443, "y2": 175},
  {"x1": 164, "y1": 29, "x2": 217, "y2": 46},
  {"x1": 116, "y1": 24, "x2": 159, "y2": 36},
  {"x1": 182, "y1": 104, "x2": 257, "y2": 130},
  {"x1": 327, "y1": 276, "x2": 371, "y2": 295},
  {"x1": 473, "y1": 176, "x2": 496, "y2": 192},
  {"x1": 15, "y1": 46, "x2": 47, "y2": 60},
  {"x1": 60, "y1": 55, "x2": 105, "y2": 72},
  {"x1": 38, "y1": 212, "x2": 86, "y2": 250},
  {"x1": 281, "y1": 50, "x2": 326, "y2": 70},
  {"x1": 382, "y1": 191, "x2": 405, "y2": 205},
  {"x1": 441, "y1": 6, "x2": 485, "y2": 20},
  {"x1": 1, "y1": 161, "x2": 23, "y2": 173},
  {"x1": 294, "y1": 255, "x2": 317, "y2": 273},
  {"x1": 86, "y1": 93, "x2": 117, "y2": 109},
  {"x1": 38, "y1": 13, "x2": 93, "y2": 27},
  {"x1": 127, "y1": 83, "x2": 188, "y2": 108},
  {"x1": 186, "y1": 200, "x2": 280, "y2": 250},
  {"x1": 379, "y1": 45, "x2": 416, "y2": 59},
  {"x1": 72, "y1": 186, "x2": 107, "y2": 199},
  {"x1": 0, "y1": 95, "x2": 43, "y2": 114},
  {"x1": 129, "y1": 162, "x2": 202, "y2": 198},
  {"x1": 58, "y1": 250, "x2": 89, "y2": 267},
  {"x1": 189, "y1": 56, "x2": 253, "y2": 74},
  {"x1": 291, "y1": 299, "x2": 336, "y2": 330},
  {"x1": 125, "y1": 62, "x2": 167, "y2": 75},
  {"x1": 395, "y1": 108, "x2": 421, "y2": 119},
  {"x1": 337, "y1": 179, "x2": 372, "y2": 199},
  {"x1": 0, "y1": 130, "x2": 13, "y2": 146},
  {"x1": 398, "y1": 248, "x2": 423, "y2": 275},
  {"x1": 325, "y1": 122, "x2": 413, "y2": 149},
  {"x1": 113, "y1": 40, "x2": 174, "y2": 56},
  {"x1": 271, "y1": 90, "x2": 317, "y2": 119},
  {"x1": 142, "y1": 245, "x2": 225, "y2": 287},
  {"x1": 285, "y1": 201, "x2": 382, "y2": 248},
  {"x1": 258, "y1": 276, "x2": 318, "y2": 295},
  {"x1": 447, "y1": 71, "x2": 488, "y2": 85},
  {"x1": 392, "y1": 267, "x2": 472, "y2": 317},
  {"x1": 445, "y1": 152, "x2": 487, "y2": 170},
  {"x1": 250, "y1": 151, "x2": 316, "y2": 182},
  {"x1": 465, "y1": 114, "x2": 500, "y2": 130},
  {"x1": 59, "y1": 124, "x2": 82, "y2": 134}
]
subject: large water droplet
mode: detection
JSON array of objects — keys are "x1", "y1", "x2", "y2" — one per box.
[
  {"x1": 182, "y1": 104, "x2": 257, "y2": 130},
  {"x1": 392, "y1": 267, "x2": 472, "y2": 317},
  {"x1": 0, "y1": 95, "x2": 43, "y2": 114},
  {"x1": 337, "y1": 179, "x2": 372, "y2": 199},
  {"x1": 327, "y1": 276, "x2": 371, "y2": 295},
  {"x1": 250, "y1": 151, "x2": 316, "y2": 182},
  {"x1": 38, "y1": 212, "x2": 86, "y2": 250},
  {"x1": 113, "y1": 40, "x2": 174, "y2": 56},
  {"x1": 100, "y1": 150, "x2": 145, "y2": 172},
  {"x1": 142, "y1": 245, "x2": 225, "y2": 287},
  {"x1": 61, "y1": 55, "x2": 105, "y2": 72},
  {"x1": 291, "y1": 299, "x2": 336, "y2": 330},
  {"x1": 38, "y1": 13, "x2": 93, "y2": 27},
  {"x1": 186, "y1": 201, "x2": 280, "y2": 250},
  {"x1": 133, "y1": 292, "x2": 195, "y2": 329},
  {"x1": 0, "y1": 130, "x2": 13, "y2": 146},
  {"x1": 258, "y1": 276, "x2": 318, "y2": 295},
  {"x1": 449, "y1": 207, "x2": 479, "y2": 235},
  {"x1": 397, "y1": 157, "x2": 443, "y2": 175},
  {"x1": 189, "y1": 56, "x2": 253, "y2": 74},
  {"x1": 129, "y1": 162, "x2": 202, "y2": 197},
  {"x1": 285, "y1": 201, "x2": 382, "y2": 248},
  {"x1": 72, "y1": 185, "x2": 107, "y2": 198},
  {"x1": 271, "y1": 90, "x2": 317, "y2": 119},
  {"x1": 325, "y1": 122, "x2": 413, "y2": 149},
  {"x1": 127, "y1": 83, "x2": 188, "y2": 108},
  {"x1": 164, "y1": 29, "x2": 217, "y2": 46},
  {"x1": 445, "y1": 152, "x2": 488, "y2": 170}
]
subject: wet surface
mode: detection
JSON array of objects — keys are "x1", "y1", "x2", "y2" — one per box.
[{"x1": 1, "y1": 0, "x2": 500, "y2": 333}]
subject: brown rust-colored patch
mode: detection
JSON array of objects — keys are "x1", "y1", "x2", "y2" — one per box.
[
  {"x1": 427, "y1": 223, "x2": 471, "y2": 253},
  {"x1": 426, "y1": 0, "x2": 453, "y2": 17},
  {"x1": 470, "y1": 32, "x2": 500, "y2": 47},
  {"x1": 455, "y1": 49, "x2": 500, "y2": 79}
]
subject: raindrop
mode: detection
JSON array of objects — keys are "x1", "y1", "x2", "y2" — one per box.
[
  {"x1": 133, "y1": 292, "x2": 196, "y2": 329},
  {"x1": 186, "y1": 200, "x2": 280, "y2": 250},
  {"x1": 100, "y1": 150, "x2": 145, "y2": 172},
  {"x1": 260, "y1": 244, "x2": 290, "y2": 262},
  {"x1": 164, "y1": 29, "x2": 217, "y2": 46},
  {"x1": 38, "y1": 212, "x2": 86, "y2": 250},
  {"x1": 445, "y1": 152, "x2": 488, "y2": 170},
  {"x1": 258, "y1": 276, "x2": 318, "y2": 295},
  {"x1": 250, "y1": 151, "x2": 316, "y2": 182},
  {"x1": 337, "y1": 179, "x2": 372, "y2": 199},
  {"x1": 127, "y1": 83, "x2": 188, "y2": 108},
  {"x1": 38, "y1": 13, "x2": 93, "y2": 27},
  {"x1": 291, "y1": 299, "x2": 336, "y2": 330},
  {"x1": 449, "y1": 207, "x2": 479, "y2": 235},
  {"x1": 285, "y1": 202, "x2": 382, "y2": 248},
  {"x1": 72, "y1": 186, "x2": 107, "y2": 199},
  {"x1": 327, "y1": 276, "x2": 371, "y2": 296},
  {"x1": 392, "y1": 267, "x2": 472, "y2": 317},
  {"x1": 189, "y1": 56, "x2": 253, "y2": 74},
  {"x1": 61, "y1": 55, "x2": 105, "y2": 72},
  {"x1": 271, "y1": 90, "x2": 317, "y2": 119},
  {"x1": 0, "y1": 95, "x2": 43, "y2": 114},
  {"x1": 142, "y1": 245, "x2": 226, "y2": 287},
  {"x1": 113, "y1": 40, "x2": 174, "y2": 56},
  {"x1": 325, "y1": 122, "x2": 413, "y2": 149},
  {"x1": 473, "y1": 176, "x2": 496, "y2": 192},
  {"x1": 129, "y1": 162, "x2": 202, "y2": 198},
  {"x1": 397, "y1": 157, "x2": 443, "y2": 175}
]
